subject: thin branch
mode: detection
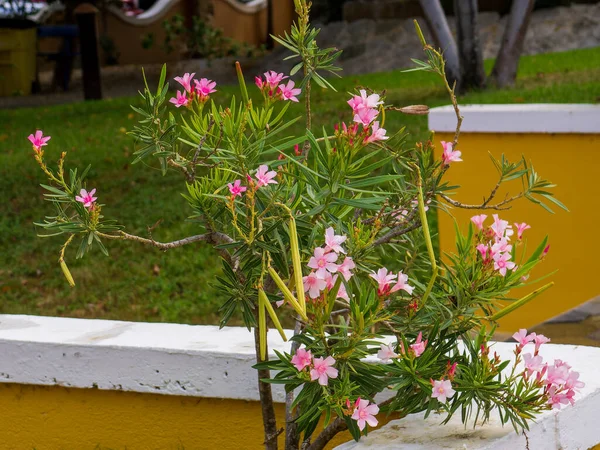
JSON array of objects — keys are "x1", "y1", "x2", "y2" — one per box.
[
  {"x1": 372, "y1": 220, "x2": 421, "y2": 247},
  {"x1": 167, "y1": 158, "x2": 194, "y2": 183},
  {"x1": 439, "y1": 192, "x2": 524, "y2": 210},
  {"x1": 190, "y1": 118, "x2": 215, "y2": 177},
  {"x1": 97, "y1": 230, "x2": 234, "y2": 250}
]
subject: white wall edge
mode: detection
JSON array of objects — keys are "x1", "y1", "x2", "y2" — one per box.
[
  {"x1": 429, "y1": 104, "x2": 600, "y2": 134},
  {"x1": 1, "y1": 315, "x2": 600, "y2": 417}
]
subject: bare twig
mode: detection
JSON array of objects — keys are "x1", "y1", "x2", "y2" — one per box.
[
  {"x1": 190, "y1": 118, "x2": 215, "y2": 177},
  {"x1": 167, "y1": 158, "x2": 194, "y2": 183},
  {"x1": 439, "y1": 192, "x2": 524, "y2": 210},
  {"x1": 97, "y1": 230, "x2": 234, "y2": 250},
  {"x1": 372, "y1": 220, "x2": 421, "y2": 247}
]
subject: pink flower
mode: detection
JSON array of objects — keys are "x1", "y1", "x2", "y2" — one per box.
[
  {"x1": 337, "y1": 282, "x2": 350, "y2": 302},
  {"x1": 545, "y1": 363, "x2": 570, "y2": 386},
  {"x1": 255, "y1": 76, "x2": 264, "y2": 90},
  {"x1": 410, "y1": 332, "x2": 427, "y2": 357},
  {"x1": 351, "y1": 398, "x2": 379, "y2": 431},
  {"x1": 264, "y1": 70, "x2": 288, "y2": 89},
  {"x1": 174, "y1": 72, "x2": 195, "y2": 93},
  {"x1": 169, "y1": 90, "x2": 189, "y2": 108},
  {"x1": 476, "y1": 244, "x2": 489, "y2": 261},
  {"x1": 512, "y1": 329, "x2": 535, "y2": 347},
  {"x1": 431, "y1": 379, "x2": 455, "y2": 403},
  {"x1": 338, "y1": 257, "x2": 355, "y2": 281},
  {"x1": 547, "y1": 385, "x2": 569, "y2": 409},
  {"x1": 308, "y1": 247, "x2": 339, "y2": 278},
  {"x1": 28, "y1": 130, "x2": 51, "y2": 152},
  {"x1": 353, "y1": 107, "x2": 378, "y2": 127},
  {"x1": 390, "y1": 271, "x2": 414, "y2": 295},
  {"x1": 75, "y1": 188, "x2": 97, "y2": 209},
  {"x1": 564, "y1": 370, "x2": 585, "y2": 391},
  {"x1": 491, "y1": 214, "x2": 514, "y2": 240},
  {"x1": 310, "y1": 356, "x2": 338, "y2": 386},
  {"x1": 441, "y1": 141, "x2": 462, "y2": 165},
  {"x1": 370, "y1": 268, "x2": 396, "y2": 296},
  {"x1": 278, "y1": 80, "x2": 302, "y2": 102},
  {"x1": 291, "y1": 348, "x2": 312, "y2": 371},
  {"x1": 194, "y1": 78, "x2": 217, "y2": 101},
  {"x1": 324, "y1": 227, "x2": 347, "y2": 254},
  {"x1": 255, "y1": 165, "x2": 278, "y2": 187},
  {"x1": 493, "y1": 252, "x2": 516, "y2": 276},
  {"x1": 227, "y1": 180, "x2": 247, "y2": 198},
  {"x1": 543, "y1": 244, "x2": 551, "y2": 257},
  {"x1": 303, "y1": 272, "x2": 327, "y2": 299},
  {"x1": 491, "y1": 238, "x2": 512, "y2": 256},
  {"x1": 377, "y1": 343, "x2": 398, "y2": 363},
  {"x1": 364, "y1": 121, "x2": 388, "y2": 144},
  {"x1": 533, "y1": 334, "x2": 550, "y2": 352},
  {"x1": 470, "y1": 214, "x2": 487, "y2": 231},
  {"x1": 523, "y1": 353, "x2": 544, "y2": 376},
  {"x1": 514, "y1": 222, "x2": 531, "y2": 240},
  {"x1": 347, "y1": 89, "x2": 382, "y2": 113}
]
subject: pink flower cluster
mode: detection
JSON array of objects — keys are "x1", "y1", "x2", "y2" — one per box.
[
  {"x1": 512, "y1": 329, "x2": 583, "y2": 409},
  {"x1": 255, "y1": 71, "x2": 302, "y2": 102},
  {"x1": 376, "y1": 332, "x2": 427, "y2": 362},
  {"x1": 369, "y1": 267, "x2": 414, "y2": 297},
  {"x1": 225, "y1": 165, "x2": 277, "y2": 199},
  {"x1": 291, "y1": 348, "x2": 339, "y2": 386},
  {"x1": 303, "y1": 228, "x2": 355, "y2": 300},
  {"x1": 169, "y1": 72, "x2": 217, "y2": 107},
  {"x1": 350, "y1": 398, "x2": 379, "y2": 431},
  {"x1": 473, "y1": 214, "x2": 529, "y2": 277},
  {"x1": 345, "y1": 89, "x2": 388, "y2": 144}
]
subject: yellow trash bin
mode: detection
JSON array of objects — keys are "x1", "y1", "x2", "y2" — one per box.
[{"x1": 0, "y1": 23, "x2": 37, "y2": 96}]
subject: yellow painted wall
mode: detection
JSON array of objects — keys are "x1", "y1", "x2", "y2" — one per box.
[
  {"x1": 435, "y1": 132, "x2": 600, "y2": 333},
  {"x1": 0, "y1": 383, "x2": 399, "y2": 449}
]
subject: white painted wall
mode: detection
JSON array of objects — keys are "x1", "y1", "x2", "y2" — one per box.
[
  {"x1": 429, "y1": 104, "x2": 600, "y2": 134},
  {"x1": 1, "y1": 314, "x2": 599, "y2": 449}
]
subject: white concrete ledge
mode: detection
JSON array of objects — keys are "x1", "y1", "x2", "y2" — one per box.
[
  {"x1": 429, "y1": 104, "x2": 600, "y2": 134},
  {"x1": 1, "y1": 308, "x2": 600, "y2": 450},
  {"x1": 0, "y1": 314, "x2": 295, "y2": 401}
]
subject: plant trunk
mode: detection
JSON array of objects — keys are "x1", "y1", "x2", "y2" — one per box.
[
  {"x1": 490, "y1": 0, "x2": 535, "y2": 88},
  {"x1": 285, "y1": 320, "x2": 303, "y2": 449},
  {"x1": 306, "y1": 418, "x2": 347, "y2": 450},
  {"x1": 454, "y1": 0, "x2": 486, "y2": 92},
  {"x1": 418, "y1": 0, "x2": 461, "y2": 88},
  {"x1": 254, "y1": 324, "x2": 279, "y2": 450}
]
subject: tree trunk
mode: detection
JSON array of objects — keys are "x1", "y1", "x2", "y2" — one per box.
[
  {"x1": 454, "y1": 0, "x2": 486, "y2": 92},
  {"x1": 254, "y1": 325, "x2": 279, "y2": 450},
  {"x1": 490, "y1": 0, "x2": 535, "y2": 87},
  {"x1": 418, "y1": 0, "x2": 461, "y2": 88},
  {"x1": 285, "y1": 320, "x2": 303, "y2": 449}
]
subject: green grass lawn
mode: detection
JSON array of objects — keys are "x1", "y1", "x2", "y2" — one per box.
[{"x1": 1, "y1": 47, "x2": 599, "y2": 325}]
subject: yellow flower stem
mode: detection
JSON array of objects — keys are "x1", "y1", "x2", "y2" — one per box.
[
  {"x1": 288, "y1": 215, "x2": 306, "y2": 313},
  {"x1": 258, "y1": 289, "x2": 267, "y2": 360},
  {"x1": 417, "y1": 167, "x2": 438, "y2": 306},
  {"x1": 259, "y1": 288, "x2": 287, "y2": 342},
  {"x1": 58, "y1": 235, "x2": 76, "y2": 287},
  {"x1": 488, "y1": 282, "x2": 554, "y2": 321},
  {"x1": 267, "y1": 267, "x2": 308, "y2": 321}
]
